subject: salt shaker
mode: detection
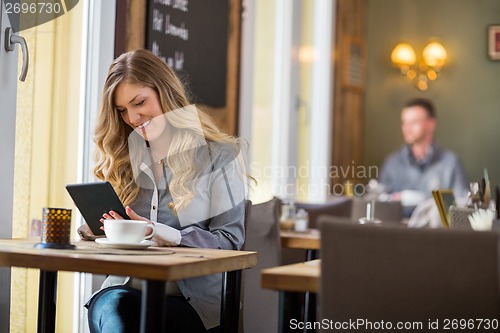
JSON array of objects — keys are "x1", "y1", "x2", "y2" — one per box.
[
  {"x1": 280, "y1": 201, "x2": 296, "y2": 231},
  {"x1": 294, "y1": 209, "x2": 309, "y2": 232}
]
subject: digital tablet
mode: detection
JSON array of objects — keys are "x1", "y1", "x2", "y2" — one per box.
[{"x1": 65, "y1": 181, "x2": 129, "y2": 236}]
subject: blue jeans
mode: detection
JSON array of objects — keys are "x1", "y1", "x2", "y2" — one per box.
[{"x1": 87, "y1": 286, "x2": 219, "y2": 333}]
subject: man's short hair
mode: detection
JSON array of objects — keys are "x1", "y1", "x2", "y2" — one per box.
[{"x1": 404, "y1": 98, "x2": 436, "y2": 119}]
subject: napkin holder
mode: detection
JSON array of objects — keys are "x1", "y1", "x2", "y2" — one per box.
[{"x1": 448, "y1": 206, "x2": 475, "y2": 230}]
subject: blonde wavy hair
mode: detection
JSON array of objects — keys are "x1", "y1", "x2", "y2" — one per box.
[{"x1": 94, "y1": 49, "x2": 239, "y2": 209}]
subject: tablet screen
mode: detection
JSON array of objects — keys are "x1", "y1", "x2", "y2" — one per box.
[{"x1": 66, "y1": 181, "x2": 129, "y2": 235}]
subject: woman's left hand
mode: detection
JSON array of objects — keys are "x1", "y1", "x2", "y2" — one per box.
[
  {"x1": 100, "y1": 206, "x2": 153, "y2": 225},
  {"x1": 125, "y1": 206, "x2": 152, "y2": 222},
  {"x1": 102, "y1": 207, "x2": 181, "y2": 245}
]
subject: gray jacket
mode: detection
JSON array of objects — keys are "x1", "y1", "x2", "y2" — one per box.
[
  {"x1": 89, "y1": 142, "x2": 247, "y2": 329},
  {"x1": 380, "y1": 143, "x2": 468, "y2": 199}
]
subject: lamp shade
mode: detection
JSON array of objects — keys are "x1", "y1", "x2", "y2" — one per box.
[
  {"x1": 391, "y1": 43, "x2": 416, "y2": 66},
  {"x1": 423, "y1": 42, "x2": 447, "y2": 67}
]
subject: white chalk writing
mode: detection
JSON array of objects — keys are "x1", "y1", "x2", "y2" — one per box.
[{"x1": 165, "y1": 14, "x2": 189, "y2": 41}]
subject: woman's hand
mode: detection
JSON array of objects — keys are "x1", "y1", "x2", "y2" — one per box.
[
  {"x1": 100, "y1": 206, "x2": 153, "y2": 230},
  {"x1": 124, "y1": 206, "x2": 152, "y2": 223},
  {"x1": 101, "y1": 206, "x2": 181, "y2": 245}
]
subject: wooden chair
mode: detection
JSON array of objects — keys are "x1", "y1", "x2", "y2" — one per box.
[
  {"x1": 280, "y1": 198, "x2": 352, "y2": 265},
  {"x1": 241, "y1": 197, "x2": 282, "y2": 333},
  {"x1": 295, "y1": 197, "x2": 352, "y2": 229},
  {"x1": 319, "y1": 216, "x2": 500, "y2": 331}
]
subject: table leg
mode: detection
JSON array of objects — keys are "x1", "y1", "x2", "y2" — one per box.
[
  {"x1": 304, "y1": 249, "x2": 318, "y2": 333},
  {"x1": 305, "y1": 249, "x2": 319, "y2": 261},
  {"x1": 38, "y1": 270, "x2": 57, "y2": 333},
  {"x1": 278, "y1": 291, "x2": 305, "y2": 333},
  {"x1": 303, "y1": 292, "x2": 317, "y2": 333},
  {"x1": 220, "y1": 270, "x2": 242, "y2": 333},
  {"x1": 141, "y1": 280, "x2": 166, "y2": 333}
]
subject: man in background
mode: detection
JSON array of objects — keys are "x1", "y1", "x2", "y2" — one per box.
[{"x1": 379, "y1": 98, "x2": 468, "y2": 217}]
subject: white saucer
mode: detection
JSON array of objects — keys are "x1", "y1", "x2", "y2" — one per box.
[{"x1": 95, "y1": 238, "x2": 154, "y2": 250}]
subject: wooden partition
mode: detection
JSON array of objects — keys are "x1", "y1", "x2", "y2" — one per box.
[{"x1": 331, "y1": 0, "x2": 366, "y2": 186}]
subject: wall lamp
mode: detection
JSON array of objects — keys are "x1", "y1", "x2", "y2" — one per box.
[{"x1": 391, "y1": 41, "x2": 447, "y2": 91}]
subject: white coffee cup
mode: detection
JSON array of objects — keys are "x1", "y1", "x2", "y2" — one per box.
[{"x1": 103, "y1": 219, "x2": 156, "y2": 243}]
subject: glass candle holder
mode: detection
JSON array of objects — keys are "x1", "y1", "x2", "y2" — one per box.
[{"x1": 35, "y1": 207, "x2": 75, "y2": 249}]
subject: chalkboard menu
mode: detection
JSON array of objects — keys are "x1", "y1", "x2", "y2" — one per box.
[{"x1": 146, "y1": 0, "x2": 229, "y2": 107}]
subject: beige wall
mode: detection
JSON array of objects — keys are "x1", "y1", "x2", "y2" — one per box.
[
  {"x1": 363, "y1": 0, "x2": 500, "y2": 186},
  {"x1": 12, "y1": 2, "x2": 82, "y2": 331},
  {"x1": 249, "y1": 0, "x2": 276, "y2": 203}
]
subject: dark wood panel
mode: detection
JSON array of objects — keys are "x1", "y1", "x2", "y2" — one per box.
[{"x1": 331, "y1": 0, "x2": 366, "y2": 187}]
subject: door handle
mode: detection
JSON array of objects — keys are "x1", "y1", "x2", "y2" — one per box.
[{"x1": 4, "y1": 27, "x2": 29, "y2": 82}]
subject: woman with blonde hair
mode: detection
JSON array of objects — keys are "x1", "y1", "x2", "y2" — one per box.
[{"x1": 84, "y1": 49, "x2": 248, "y2": 332}]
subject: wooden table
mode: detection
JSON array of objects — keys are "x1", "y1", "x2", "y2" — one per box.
[
  {"x1": 262, "y1": 260, "x2": 320, "y2": 333},
  {"x1": 280, "y1": 229, "x2": 320, "y2": 261},
  {"x1": 0, "y1": 239, "x2": 257, "y2": 333},
  {"x1": 280, "y1": 229, "x2": 320, "y2": 251},
  {"x1": 280, "y1": 229, "x2": 320, "y2": 331},
  {"x1": 262, "y1": 259, "x2": 319, "y2": 292}
]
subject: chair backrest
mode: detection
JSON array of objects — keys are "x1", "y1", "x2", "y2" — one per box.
[
  {"x1": 319, "y1": 216, "x2": 500, "y2": 327},
  {"x1": 241, "y1": 197, "x2": 282, "y2": 333},
  {"x1": 350, "y1": 198, "x2": 403, "y2": 223},
  {"x1": 295, "y1": 197, "x2": 352, "y2": 229}
]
